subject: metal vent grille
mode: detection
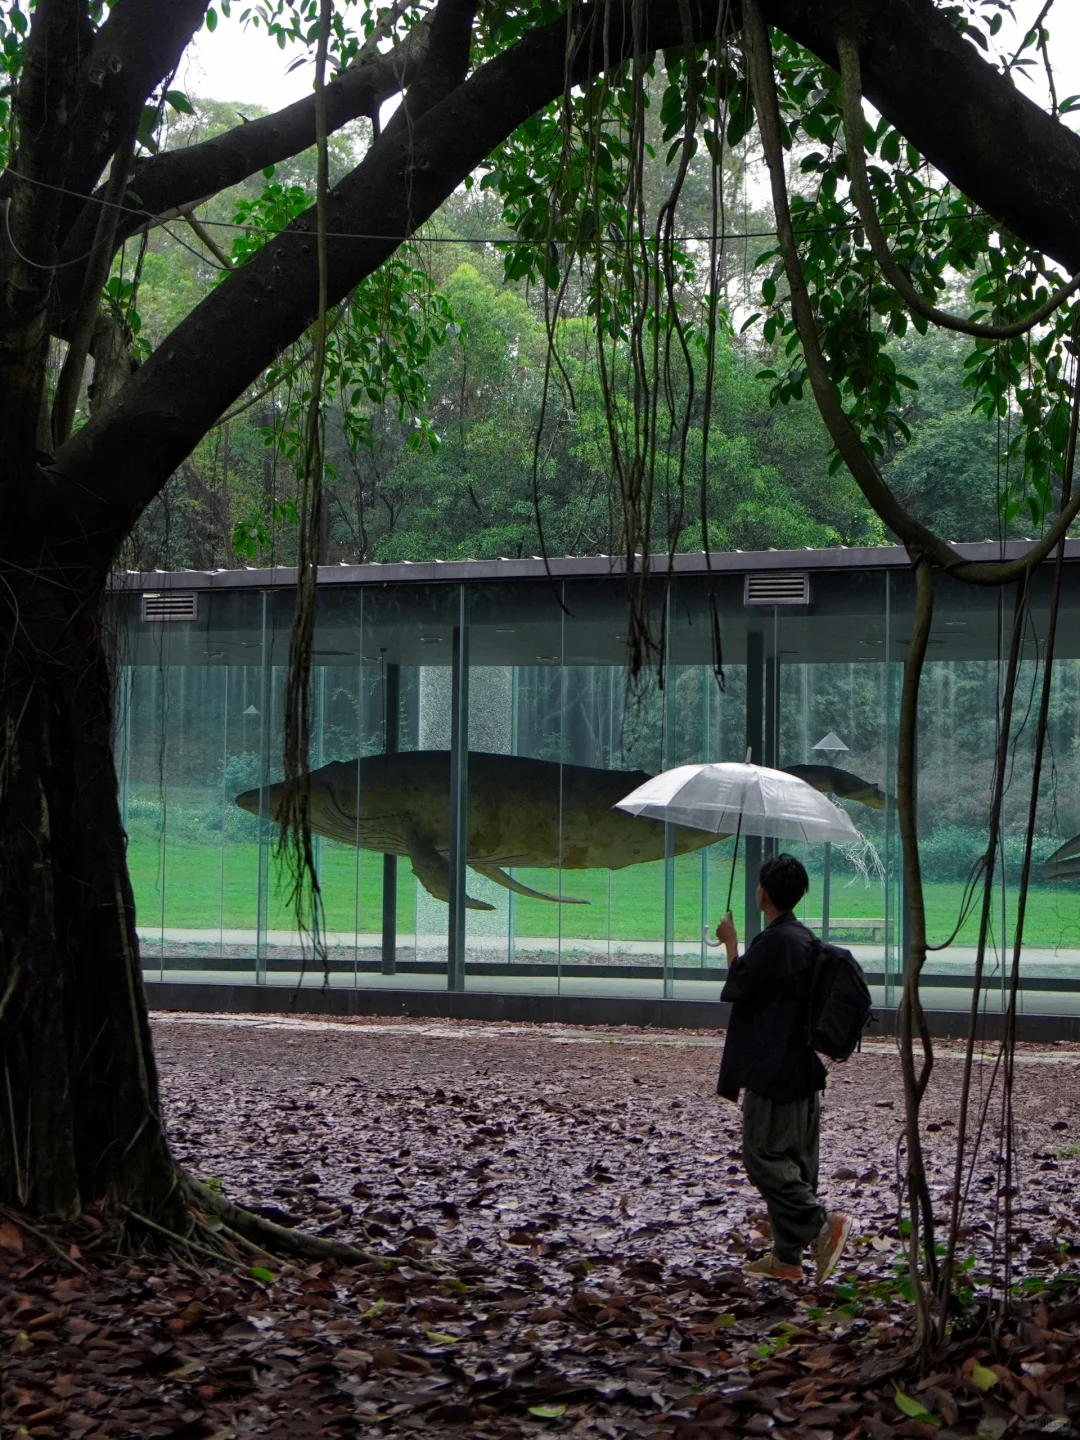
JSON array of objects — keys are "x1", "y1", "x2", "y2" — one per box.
[
  {"x1": 743, "y1": 572, "x2": 810, "y2": 606},
  {"x1": 141, "y1": 591, "x2": 198, "y2": 623}
]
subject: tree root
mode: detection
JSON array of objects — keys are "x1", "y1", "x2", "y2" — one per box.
[
  {"x1": 219, "y1": 1221, "x2": 276, "y2": 1262},
  {"x1": 3, "y1": 1173, "x2": 437, "y2": 1276},
  {"x1": 181, "y1": 1174, "x2": 437, "y2": 1272},
  {"x1": 0, "y1": 1203, "x2": 88, "y2": 1274},
  {"x1": 858, "y1": 1341, "x2": 923, "y2": 1384},
  {"x1": 123, "y1": 1206, "x2": 239, "y2": 1266}
]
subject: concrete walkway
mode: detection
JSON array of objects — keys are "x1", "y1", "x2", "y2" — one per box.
[{"x1": 139, "y1": 964, "x2": 1080, "y2": 1016}]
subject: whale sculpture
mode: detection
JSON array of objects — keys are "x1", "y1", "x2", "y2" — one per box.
[
  {"x1": 237, "y1": 752, "x2": 886, "y2": 911},
  {"x1": 782, "y1": 764, "x2": 887, "y2": 811},
  {"x1": 1043, "y1": 834, "x2": 1080, "y2": 882}
]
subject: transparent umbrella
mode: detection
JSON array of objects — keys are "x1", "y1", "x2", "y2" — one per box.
[{"x1": 615, "y1": 756, "x2": 860, "y2": 940}]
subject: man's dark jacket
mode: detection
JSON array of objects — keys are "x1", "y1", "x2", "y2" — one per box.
[{"x1": 716, "y1": 911, "x2": 826, "y2": 1103}]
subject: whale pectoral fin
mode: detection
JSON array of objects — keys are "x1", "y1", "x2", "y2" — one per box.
[
  {"x1": 404, "y1": 825, "x2": 495, "y2": 911},
  {"x1": 1043, "y1": 833, "x2": 1080, "y2": 880},
  {"x1": 1047, "y1": 832, "x2": 1080, "y2": 865},
  {"x1": 1044, "y1": 858, "x2": 1080, "y2": 881},
  {"x1": 471, "y1": 864, "x2": 589, "y2": 906}
]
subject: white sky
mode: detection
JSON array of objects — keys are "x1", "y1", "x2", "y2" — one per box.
[
  {"x1": 182, "y1": 14, "x2": 313, "y2": 110},
  {"x1": 183, "y1": 1, "x2": 1080, "y2": 118}
]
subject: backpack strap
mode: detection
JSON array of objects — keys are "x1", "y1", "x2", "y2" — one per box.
[{"x1": 806, "y1": 933, "x2": 825, "y2": 1049}]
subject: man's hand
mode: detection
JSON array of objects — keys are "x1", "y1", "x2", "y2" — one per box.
[{"x1": 716, "y1": 911, "x2": 738, "y2": 963}]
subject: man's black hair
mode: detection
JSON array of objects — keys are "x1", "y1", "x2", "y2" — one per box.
[{"x1": 759, "y1": 853, "x2": 810, "y2": 913}]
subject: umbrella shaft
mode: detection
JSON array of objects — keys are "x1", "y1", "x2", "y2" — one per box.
[{"x1": 725, "y1": 810, "x2": 744, "y2": 915}]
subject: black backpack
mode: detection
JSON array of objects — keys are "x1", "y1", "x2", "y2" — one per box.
[{"x1": 808, "y1": 938, "x2": 873, "y2": 1062}]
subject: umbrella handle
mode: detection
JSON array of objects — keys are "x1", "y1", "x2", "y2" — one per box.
[{"x1": 701, "y1": 927, "x2": 722, "y2": 948}]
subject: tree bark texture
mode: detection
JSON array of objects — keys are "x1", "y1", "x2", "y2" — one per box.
[{"x1": 0, "y1": 566, "x2": 175, "y2": 1217}]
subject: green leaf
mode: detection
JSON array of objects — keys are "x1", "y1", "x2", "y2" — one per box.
[
  {"x1": 136, "y1": 104, "x2": 160, "y2": 154},
  {"x1": 971, "y1": 1364, "x2": 997, "y2": 1393},
  {"x1": 880, "y1": 129, "x2": 901, "y2": 165},
  {"x1": 528, "y1": 1404, "x2": 567, "y2": 1419},
  {"x1": 164, "y1": 89, "x2": 194, "y2": 115},
  {"x1": 250, "y1": 1266, "x2": 275, "y2": 1284},
  {"x1": 206, "y1": 5, "x2": 218, "y2": 30},
  {"x1": 894, "y1": 1386, "x2": 939, "y2": 1426}
]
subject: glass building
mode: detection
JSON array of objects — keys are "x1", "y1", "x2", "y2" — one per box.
[{"x1": 111, "y1": 544, "x2": 1080, "y2": 1020}]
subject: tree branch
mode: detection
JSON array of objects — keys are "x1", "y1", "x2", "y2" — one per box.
[
  {"x1": 56, "y1": 7, "x2": 434, "y2": 289},
  {"x1": 48, "y1": 0, "x2": 1080, "y2": 566},
  {"x1": 52, "y1": 139, "x2": 134, "y2": 447},
  {"x1": 0, "y1": 0, "x2": 88, "y2": 470},
  {"x1": 180, "y1": 206, "x2": 234, "y2": 269},
  {"x1": 755, "y1": 0, "x2": 1080, "y2": 275},
  {"x1": 61, "y1": 0, "x2": 211, "y2": 227},
  {"x1": 380, "y1": 0, "x2": 478, "y2": 144},
  {"x1": 835, "y1": 30, "x2": 1080, "y2": 340},
  {"x1": 742, "y1": 0, "x2": 1080, "y2": 586}
]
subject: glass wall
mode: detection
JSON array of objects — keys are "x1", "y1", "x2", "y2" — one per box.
[{"x1": 110, "y1": 557, "x2": 1080, "y2": 1013}]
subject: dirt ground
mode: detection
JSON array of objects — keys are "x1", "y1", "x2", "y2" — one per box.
[
  {"x1": 3, "y1": 1014, "x2": 1080, "y2": 1440},
  {"x1": 156, "y1": 1015, "x2": 1080, "y2": 1283}
]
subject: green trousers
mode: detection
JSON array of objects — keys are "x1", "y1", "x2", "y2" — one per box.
[{"x1": 741, "y1": 1090, "x2": 828, "y2": 1263}]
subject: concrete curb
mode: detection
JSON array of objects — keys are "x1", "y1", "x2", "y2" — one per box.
[{"x1": 144, "y1": 982, "x2": 1080, "y2": 1043}]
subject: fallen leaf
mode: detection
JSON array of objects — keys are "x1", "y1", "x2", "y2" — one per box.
[
  {"x1": 0, "y1": 1220, "x2": 24, "y2": 1253},
  {"x1": 894, "y1": 1386, "x2": 940, "y2": 1427}
]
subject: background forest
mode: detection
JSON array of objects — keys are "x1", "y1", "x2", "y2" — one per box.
[
  {"x1": 112, "y1": 84, "x2": 1075, "y2": 945},
  {"x1": 116, "y1": 92, "x2": 1017, "y2": 573}
]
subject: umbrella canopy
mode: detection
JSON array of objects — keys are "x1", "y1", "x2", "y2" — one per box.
[{"x1": 615, "y1": 761, "x2": 860, "y2": 845}]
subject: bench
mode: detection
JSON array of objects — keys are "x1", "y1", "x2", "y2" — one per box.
[{"x1": 804, "y1": 917, "x2": 886, "y2": 943}]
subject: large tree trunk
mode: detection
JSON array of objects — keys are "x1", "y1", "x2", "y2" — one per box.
[{"x1": 0, "y1": 547, "x2": 176, "y2": 1218}]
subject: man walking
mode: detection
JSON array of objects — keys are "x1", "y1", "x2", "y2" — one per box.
[{"x1": 715, "y1": 853, "x2": 852, "y2": 1283}]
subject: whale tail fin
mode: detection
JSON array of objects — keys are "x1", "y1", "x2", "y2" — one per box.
[
  {"x1": 783, "y1": 763, "x2": 891, "y2": 811},
  {"x1": 472, "y1": 864, "x2": 588, "y2": 905}
]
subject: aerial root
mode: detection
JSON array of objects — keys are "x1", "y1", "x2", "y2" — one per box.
[
  {"x1": 180, "y1": 1173, "x2": 437, "y2": 1271},
  {"x1": 2, "y1": 1175, "x2": 438, "y2": 1275}
]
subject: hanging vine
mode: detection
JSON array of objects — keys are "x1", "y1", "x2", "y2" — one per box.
[{"x1": 276, "y1": 0, "x2": 334, "y2": 982}]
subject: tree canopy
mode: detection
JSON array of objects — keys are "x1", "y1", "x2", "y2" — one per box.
[{"x1": 6, "y1": 0, "x2": 1078, "y2": 583}]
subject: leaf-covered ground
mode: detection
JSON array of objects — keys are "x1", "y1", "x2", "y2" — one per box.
[{"x1": 4, "y1": 1014, "x2": 1080, "y2": 1439}]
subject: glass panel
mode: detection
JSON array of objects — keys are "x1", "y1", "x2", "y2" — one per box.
[
  {"x1": 465, "y1": 579, "x2": 569, "y2": 994},
  {"x1": 768, "y1": 569, "x2": 896, "y2": 1003},
  {"x1": 557, "y1": 578, "x2": 666, "y2": 998},
  {"x1": 912, "y1": 570, "x2": 1080, "y2": 1014},
  {"x1": 109, "y1": 556, "x2": 1080, "y2": 1021},
  {"x1": 669, "y1": 573, "x2": 744, "y2": 1000},
  {"x1": 119, "y1": 586, "x2": 265, "y2": 985}
]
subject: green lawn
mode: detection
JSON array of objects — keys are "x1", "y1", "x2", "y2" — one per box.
[{"x1": 127, "y1": 835, "x2": 1080, "y2": 951}]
